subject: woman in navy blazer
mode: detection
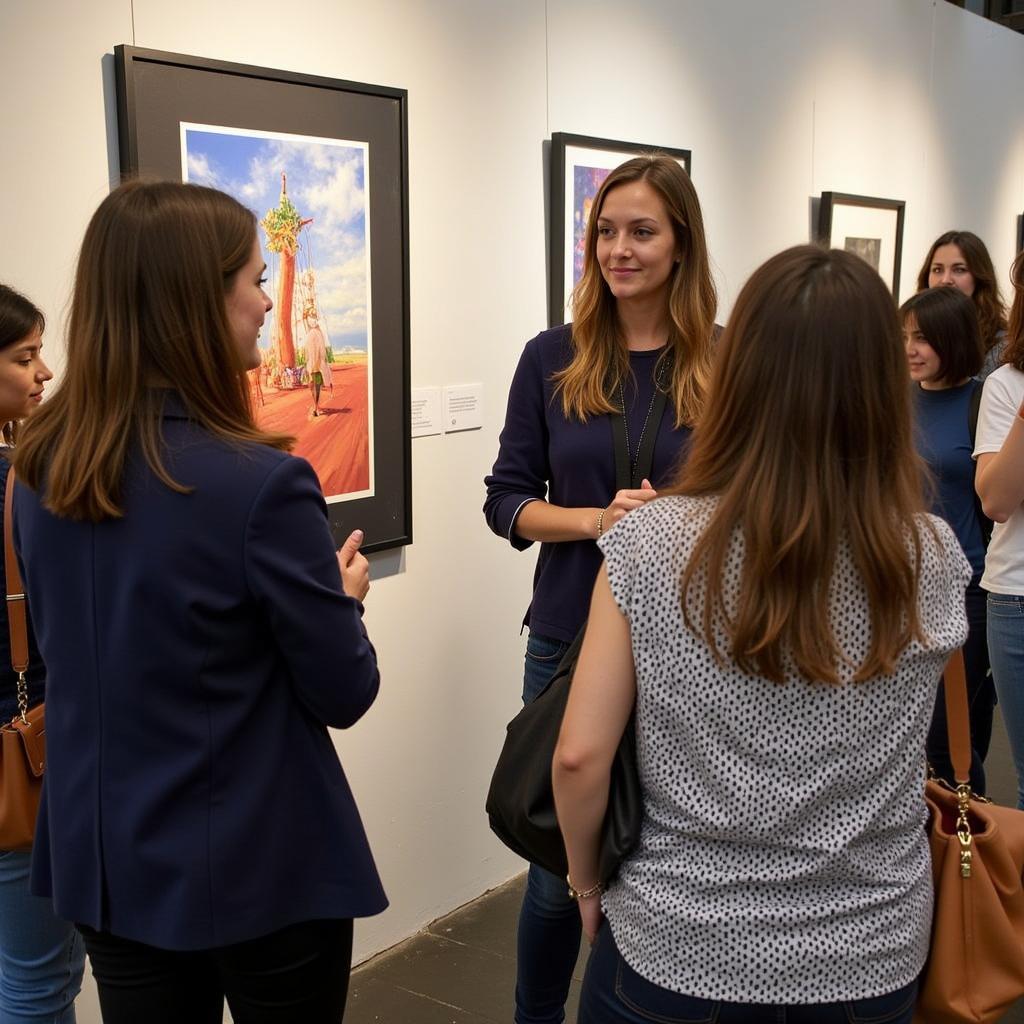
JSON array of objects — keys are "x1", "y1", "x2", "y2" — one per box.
[{"x1": 12, "y1": 180, "x2": 385, "y2": 1023}]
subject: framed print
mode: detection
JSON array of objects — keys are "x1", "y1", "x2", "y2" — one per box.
[
  {"x1": 114, "y1": 45, "x2": 411, "y2": 554},
  {"x1": 1017, "y1": 213, "x2": 1023, "y2": 256},
  {"x1": 548, "y1": 133, "x2": 692, "y2": 327},
  {"x1": 817, "y1": 192, "x2": 906, "y2": 296}
]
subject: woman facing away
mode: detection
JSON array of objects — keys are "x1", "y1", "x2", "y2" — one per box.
[
  {"x1": 484, "y1": 153, "x2": 717, "y2": 1024},
  {"x1": 917, "y1": 229, "x2": 1008, "y2": 380},
  {"x1": 975, "y1": 248, "x2": 1024, "y2": 811},
  {"x1": 901, "y1": 286, "x2": 994, "y2": 793},
  {"x1": 554, "y1": 246, "x2": 969, "y2": 1024},
  {"x1": 12, "y1": 180, "x2": 385, "y2": 1024},
  {"x1": 0, "y1": 284, "x2": 85, "y2": 1023}
]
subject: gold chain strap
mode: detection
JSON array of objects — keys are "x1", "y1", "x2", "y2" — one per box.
[
  {"x1": 955, "y1": 783, "x2": 973, "y2": 878},
  {"x1": 14, "y1": 667, "x2": 27, "y2": 724}
]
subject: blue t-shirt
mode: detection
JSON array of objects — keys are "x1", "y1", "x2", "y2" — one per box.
[{"x1": 912, "y1": 380, "x2": 985, "y2": 576}]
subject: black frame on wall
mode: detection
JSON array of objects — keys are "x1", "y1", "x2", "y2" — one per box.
[
  {"x1": 817, "y1": 191, "x2": 906, "y2": 296},
  {"x1": 113, "y1": 45, "x2": 412, "y2": 554}
]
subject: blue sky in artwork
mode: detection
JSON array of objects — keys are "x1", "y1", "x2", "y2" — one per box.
[{"x1": 183, "y1": 126, "x2": 369, "y2": 352}]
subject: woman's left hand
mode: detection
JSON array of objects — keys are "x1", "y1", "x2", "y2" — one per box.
[{"x1": 579, "y1": 896, "x2": 604, "y2": 944}]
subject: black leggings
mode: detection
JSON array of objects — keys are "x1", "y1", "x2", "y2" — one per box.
[
  {"x1": 927, "y1": 576, "x2": 995, "y2": 794},
  {"x1": 79, "y1": 918, "x2": 353, "y2": 1024}
]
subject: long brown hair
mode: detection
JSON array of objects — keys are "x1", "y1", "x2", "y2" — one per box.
[
  {"x1": 555, "y1": 154, "x2": 717, "y2": 428},
  {"x1": 916, "y1": 230, "x2": 1007, "y2": 357},
  {"x1": 1003, "y1": 249, "x2": 1024, "y2": 371},
  {"x1": 668, "y1": 245, "x2": 930, "y2": 684},
  {"x1": 17, "y1": 180, "x2": 292, "y2": 520}
]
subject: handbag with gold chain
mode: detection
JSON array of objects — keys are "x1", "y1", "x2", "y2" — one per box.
[{"x1": 916, "y1": 648, "x2": 1024, "y2": 1022}]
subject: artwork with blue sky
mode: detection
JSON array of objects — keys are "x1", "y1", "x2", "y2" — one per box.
[{"x1": 181, "y1": 124, "x2": 371, "y2": 354}]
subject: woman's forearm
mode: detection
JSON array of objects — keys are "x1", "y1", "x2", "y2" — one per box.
[
  {"x1": 515, "y1": 500, "x2": 603, "y2": 543},
  {"x1": 977, "y1": 413, "x2": 1024, "y2": 522},
  {"x1": 552, "y1": 754, "x2": 609, "y2": 893}
]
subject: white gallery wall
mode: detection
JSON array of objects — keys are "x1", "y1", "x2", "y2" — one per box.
[{"x1": 1, "y1": 2, "x2": 1023, "y2": 1022}]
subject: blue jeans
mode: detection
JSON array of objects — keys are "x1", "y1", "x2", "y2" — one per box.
[
  {"x1": 579, "y1": 924, "x2": 918, "y2": 1023},
  {"x1": 0, "y1": 850, "x2": 84, "y2": 1024},
  {"x1": 987, "y1": 592, "x2": 1024, "y2": 808},
  {"x1": 515, "y1": 631, "x2": 579, "y2": 1024}
]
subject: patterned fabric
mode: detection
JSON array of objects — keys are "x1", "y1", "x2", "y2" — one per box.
[{"x1": 597, "y1": 495, "x2": 970, "y2": 1003}]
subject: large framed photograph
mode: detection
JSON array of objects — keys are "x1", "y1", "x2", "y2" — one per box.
[
  {"x1": 817, "y1": 192, "x2": 906, "y2": 296},
  {"x1": 548, "y1": 133, "x2": 692, "y2": 327},
  {"x1": 114, "y1": 46, "x2": 411, "y2": 554}
]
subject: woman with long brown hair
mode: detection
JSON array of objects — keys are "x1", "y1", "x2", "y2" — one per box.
[
  {"x1": 484, "y1": 153, "x2": 717, "y2": 1023},
  {"x1": 554, "y1": 246, "x2": 969, "y2": 1023},
  {"x1": 917, "y1": 230, "x2": 1007, "y2": 379},
  {"x1": 13, "y1": 180, "x2": 384, "y2": 1023},
  {"x1": 975, "y1": 248, "x2": 1024, "y2": 810}
]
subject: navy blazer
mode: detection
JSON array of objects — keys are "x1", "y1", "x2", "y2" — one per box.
[{"x1": 15, "y1": 395, "x2": 386, "y2": 950}]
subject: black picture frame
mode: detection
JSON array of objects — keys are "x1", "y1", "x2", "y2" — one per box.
[
  {"x1": 548, "y1": 133, "x2": 692, "y2": 327},
  {"x1": 114, "y1": 45, "x2": 411, "y2": 554},
  {"x1": 1016, "y1": 213, "x2": 1023, "y2": 256},
  {"x1": 817, "y1": 191, "x2": 906, "y2": 296}
]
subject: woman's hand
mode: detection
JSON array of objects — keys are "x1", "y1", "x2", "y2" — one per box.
[
  {"x1": 599, "y1": 478, "x2": 657, "y2": 535},
  {"x1": 337, "y1": 529, "x2": 370, "y2": 602},
  {"x1": 578, "y1": 894, "x2": 604, "y2": 944}
]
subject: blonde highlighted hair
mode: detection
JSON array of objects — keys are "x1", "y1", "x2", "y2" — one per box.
[
  {"x1": 667, "y1": 245, "x2": 930, "y2": 684},
  {"x1": 555, "y1": 154, "x2": 717, "y2": 428}
]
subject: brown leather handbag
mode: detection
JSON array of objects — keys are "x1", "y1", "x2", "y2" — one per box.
[
  {"x1": 916, "y1": 649, "x2": 1024, "y2": 1023},
  {"x1": 0, "y1": 467, "x2": 44, "y2": 852}
]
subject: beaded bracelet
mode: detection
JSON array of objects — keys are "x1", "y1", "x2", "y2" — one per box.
[{"x1": 567, "y1": 877, "x2": 603, "y2": 901}]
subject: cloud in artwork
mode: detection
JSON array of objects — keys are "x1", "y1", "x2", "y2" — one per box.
[
  {"x1": 183, "y1": 127, "x2": 370, "y2": 347},
  {"x1": 186, "y1": 152, "x2": 222, "y2": 189}
]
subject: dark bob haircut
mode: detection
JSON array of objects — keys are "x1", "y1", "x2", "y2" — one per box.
[
  {"x1": 0, "y1": 283, "x2": 45, "y2": 352},
  {"x1": 899, "y1": 286, "x2": 982, "y2": 384}
]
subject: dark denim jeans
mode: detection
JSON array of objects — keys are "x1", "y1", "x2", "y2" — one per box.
[
  {"x1": 579, "y1": 924, "x2": 918, "y2": 1024},
  {"x1": 515, "y1": 631, "x2": 579, "y2": 1024},
  {"x1": 927, "y1": 576, "x2": 994, "y2": 794}
]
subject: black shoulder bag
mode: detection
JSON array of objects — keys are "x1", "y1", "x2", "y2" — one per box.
[{"x1": 485, "y1": 376, "x2": 668, "y2": 883}]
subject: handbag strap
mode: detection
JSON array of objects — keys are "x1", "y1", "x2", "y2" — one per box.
[
  {"x1": 942, "y1": 648, "x2": 971, "y2": 788},
  {"x1": 4, "y1": 466, "x2": 30, "y2": 721},
  {"x1": 609, "y1": 373, "x2": 670, "y2": 491}
]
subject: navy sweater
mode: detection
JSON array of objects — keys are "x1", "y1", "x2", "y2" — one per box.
[
  {"x1": 912, "y1": 380, "x2": 985, "y2": 577},
  {"x1": 484, "y1": 325, "x2": 693, "y2": 642}
]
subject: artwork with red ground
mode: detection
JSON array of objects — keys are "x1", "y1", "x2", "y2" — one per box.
[{"x1": 250, "y1": 358, "x2": 370, "y2": 499}]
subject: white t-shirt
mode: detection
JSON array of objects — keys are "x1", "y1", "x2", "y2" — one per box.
[{"x1": 974, "y1": 364, "x2": 1024, "y2": 594}]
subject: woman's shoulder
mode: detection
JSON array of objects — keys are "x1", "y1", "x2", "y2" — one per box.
[
  {"x1": 522, "y1": 323, "x2": 574, "y2": 367},
  {"x1": 916, "y1": 512, "x2": 971, "y2": 576},
  {"x1": 607, "y1": 494, "x2": 717, "y2": 547},
  {"x1": 163, "y1": 424, "x2": 298, "y2": 494}
]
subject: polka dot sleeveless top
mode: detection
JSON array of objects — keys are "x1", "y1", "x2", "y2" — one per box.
[{"x1": 596, "y1": 495, "x2": 970, "y2": 1003}]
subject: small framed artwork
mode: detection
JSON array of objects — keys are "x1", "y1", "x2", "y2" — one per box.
[
  {"x1": 817, "y1": 192, "x2": 906, "y2": 296},
  {"x1": 1016, "y1": 213, "x2": 1023, "y2": 256},
  {"x1": 114, "y1": 46, "x2": 411, "y2": 554},
  {"x1": 548, "y1": 133, "x2": 692, "y2": 327}
]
